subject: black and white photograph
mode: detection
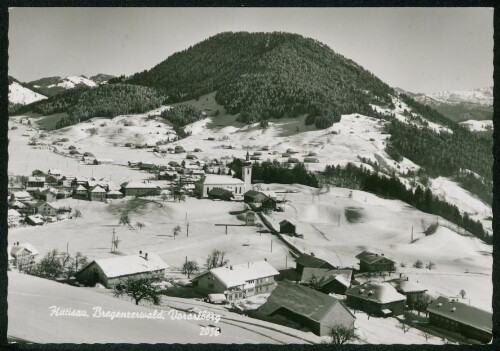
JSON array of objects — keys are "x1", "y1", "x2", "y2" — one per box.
[{"x1": 6, "y1": 7, "x2": 494, "y2": 345}]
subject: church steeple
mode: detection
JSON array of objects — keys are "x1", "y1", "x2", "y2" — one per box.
[{"x1": 246, "y1": 149, "x2": 250, "y2": 162}]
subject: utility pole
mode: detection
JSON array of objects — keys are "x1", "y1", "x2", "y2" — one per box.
[
  {"x1": 271, "y1": 240, "x2": 273, "y2": 252},
  {"x1": 411, "y1": 226, "x2": 414, "y2": 243},
  {"x1": 286, "y1": 255, "x2": 287, "y2": 268},
  {"x1": 186, "y1": 222, "x2": 189, "y2": 237},
  {"x1": 66, "y1": 242, "x2": 69, "y2": 255},
  {"x1": 338, "y1": 214, "x2": 340, "y2": 227}
]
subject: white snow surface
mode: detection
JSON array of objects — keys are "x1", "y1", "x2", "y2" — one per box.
[
  {"x1": 459, "y1": 120, "x2": 493, "y2": 132},
  {"x1": 47, "y1": 75, "x2": 97, "y2": 89},
  {"x1": 9, "y1": 82, "x2": 47, "y2": 105},
  {"x1": 422, "y1": 87, "x2": 493, "y2": 106}
]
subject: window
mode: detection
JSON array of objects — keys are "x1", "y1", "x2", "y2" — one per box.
[{"x1": 265, "y1": 277, "x2": 269, "y2": 282}]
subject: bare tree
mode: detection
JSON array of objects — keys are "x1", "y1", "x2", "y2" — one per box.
[
  {"x1": 74, "y1": 209, "x2": 82, "y2": 218},
  {"x1": 459, "y1": 289, "x2": 466, "y2": 299},
  {"x1": 397, "y1": 321, "x2": 411, "y2": 334},
  {"x1": 413, "y1": 260, "x2": 424, "y2": 269},
  {"x1": 426, "y1": 261, "x2": 436, "y2": 270},
  {"x1": 136, "y1": 222, "x2": 145, "y2": 230},
  {"x1": 206, "y1": 249, "x2": 229, "y2": 270},
  {"x1": 328, "y1": 324, "x2": 357, "y2": 345},
  {"x1": 113, "y1": 278, "x2": 162, "y2": 305},
  {"x1": 172, "y1": 225, "x2": 181, "y2": 239},
  {"x1": 182, "y1": 260, "x2": 199, "y2": 278},
  {"x1": 420, "y1": 330, "x2": 431, "y2": 342},
  {"x1": 414, "y1": 294, "x2": 433, "y2": 316}
]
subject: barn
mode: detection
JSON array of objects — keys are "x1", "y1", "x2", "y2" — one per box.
[
  {"x1": 279, "y1": 220, "x2": 296, "y2": 235},
  {"x1": 243, "y1": 190, "x2": 268, "y2": 203},
  {"x1": 295, "y1": 253, "x2": 336, "y2": 277},
  {"x1": 75, "y1": 252, "x2": 168, "y2": 288},
  {"x1": 257, "y1": 281, "x2": 356, "y2": 336},
  {"x1": 300, "y1": 267, "x2": 352, "y2": 295},
  {"x1": 356, "y1": 251, "x2": 396, "y2": 272},
  {"x1": 33, "y1": 200, "x2": 57, "y2": 217},
  {"x1": 427, "y1": 296, "x2": 492, "y2": 344}
]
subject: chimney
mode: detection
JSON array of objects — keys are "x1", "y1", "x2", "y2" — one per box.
[
  {"x1": 139, "y1": 250, "x2": 142, "y2": 255},
  {"x1": 230, "y1": 266, "x2": 233, "y2": 270}
]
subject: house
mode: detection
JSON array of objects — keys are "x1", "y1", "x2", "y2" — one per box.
[
  {"x1": 295, "y1": 253, "x2": 336, "y2": 277},
  {"x1": 427, "y1": 296, "x2": 492, "y2": 344},
  {"x1": 300, "y1": 267, "x2": 352, "y2": 295},
  {"x1": 94, "y1": 158, "x2": 114, "y2": 165},
  {"x1": 8, "y1": 242, "x2": 39, "y2": 271},
  {"x1": 45, "y1": 174, "x2": 60, "y2": 186},
  {"x1": 10, "y1": 191, "x2": 32, "y2": 203},
  {"x1": 244, "y1": 190, "x2": 268, "y2": 203},
  {"x1": 279, "y1": 220, "x2": 296, "y2": 235},
  {"x1": 261, "y1": 196, "x2": 278, "y2": 211},
  {"x1": 138, "y1": 162, "x2": 158, "y2": 171},
  {"x1": 120, "y1": 182, "x2": 161, "y2": 197},
  {"x1": 158, "y1": 171, "x2": 177, "y2": 181},
  {"x1": 74, "y1": 185, "x2": 89, "y2": 199},
  {"x1": 345, "y1": 282, "x2": 406, "y2": 317},
  {"x1": 208, "y1": 188, "x2": 235, "y2": 201},
  {"x1": 26, "y1": 176, "x2": 46, "y2": 190},
  {"x1": 106, "y1": 190, "x2": 124, "y2": 199},
  {"x1": 246, "y1": 211, "x2": 256, "y2": 226},
  {"x1": 26, "y1": 214, "x2": 44, "y2": 226},
  {"x1": 257, "y1": 281, "x2": 355, "y2": 336},
  {"x1": 192, "y1": 261, "x2": 279, "y2": 301},
  {"x1": 56, "y1": 189, "x2": 72, "y2": 199},
  {"x1": 8, "y1": 209, "x2": 22, "y2": 227},
  {"x1": 392, "y1": 279, "x2": 427, "y2": 306},
  {"x1": 36, "y1": 188, "x2": 57, "y2": 203},
  {"x1": 195, "y1": 175, "x2": 246, "y2": 199},
  {"x1": 356, "y1": 251, "x2": 396, "y2": 272},
  {"x1": 88, "y1": 185, "x2": 107, "y2": 202},
  {"x1": 75, "y1": 252, "x2": 168, "y2": 288},
  {"x1": 174, "y1": 146, "x2": 185, "y2": 153},
  {"x1": 304, "y1": 157, "x2": 319, "y2": 163},
  {"x1": 34, "y1": 200, "x2": 57, "y2": 217}
]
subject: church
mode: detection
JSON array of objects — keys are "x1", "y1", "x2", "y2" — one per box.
[{"x1": 195, "y1": 151, "x2": 252, "y2": 199}]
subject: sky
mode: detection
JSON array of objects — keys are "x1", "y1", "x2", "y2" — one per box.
[{"x1": 8, "y1": 7, "x2": 493, "y2": 94}]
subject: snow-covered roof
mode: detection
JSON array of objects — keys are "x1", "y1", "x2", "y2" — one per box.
[
  {"x1": 82, "y1": 253, "x2": 169, "y2": 279},
  {"x1": 208, "y1": 294, "x2": 227, "y2": 302},
  {"x1": 90, "y1": 185, "x2": 106, "y2": 193},
  {"x1": 14, "y1": 243, "x2": 39, "y2": 256},
  {"x1": 12, "y1": 191, "x2": 31, "y2": 199},
  {"x1": 346, "y1": 282, "x2": 406, "y2": 304},
  {"x1": 75, "y1": 185, "x2": 87, "y2": 191},
  {"x1": 8, "y1": 209, "x2": 21, "y2": 217},
  {"x1": 107, "y1": 190, "x2": 123, "y2": 195},
  {"x1": 27, "y1": 215, "x2": 44, "y2": 224},
  {"x1": 121, "y1": 182, "x2": 161, "y2": 189},
  {"x1": 395, "y1": 280, "x2": 427, "y2": 293},
  {"x1": 196, "y1": 261, "x2": 279, "y2": 288},
  {"x1": 48, "y1": 169, "x2": 61, "y2": 175},
  {"x1": 28, "y1": 176, "x2": 45, "y2": 182},
  {"x1": 202, "y1": 175, "x2": 244, "y2": 185}
]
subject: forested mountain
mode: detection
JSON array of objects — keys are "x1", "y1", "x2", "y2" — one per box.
[
  {"x1": 24, "y1": 74, "x2": 115, "y2": 97},
  {"x1": 128, "y1": 31, "x2": 395, "y2": 128}
]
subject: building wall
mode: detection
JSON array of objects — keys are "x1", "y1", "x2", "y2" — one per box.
[
  {"x1": 196, "y1": 273, "x2": 276, "y2": 301},
  {"x1": 319, "y1": 303, "x2": 356, "y2": 336},
  {"x1": 76, "y1": 263, "x2": 165, "y2": 288},
  {"x1": 428, "y1": 313, "x2": 492, "y2": 344},
  {"x1": 321, "y1": 280, "x2": 348, "y2": 295},
  {"x1": 90, "y1": 192, "x2": 106, "y2": 202},
  {"x1": 346, "y1": 295, "x2": 405, "y2": 316},
  {"x1": 360, "y1": 258, "x2": 395, "y2": 272},
  {"x1": 280, "y1": 223, "x2": 295, "y2": 234},
  {"x1": 13, "y1": 250, "x2": 37, "y2": 271},
  {"x1": 202, "y1": 184, "x2": 244, "y2": 198},
  {"x1": 37, "y1": 203, "x2": 57, "y2": 216},
  {"x1": 123, "y1": 187, "x2": 161, "y2": 196}
]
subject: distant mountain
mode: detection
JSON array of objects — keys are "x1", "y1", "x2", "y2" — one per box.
[
  {"x1": 25, "y1": 74, "x2": 115, "y2": 97},
  {"x1": 128, "y1": 31, "x2": 395, "y2": 128},
  {"x1": 8, "y1": 76, "x2": 46, "y2": 106},
  {"x1": 398, "y1": 87, "x2": 493, "y2": 123}
]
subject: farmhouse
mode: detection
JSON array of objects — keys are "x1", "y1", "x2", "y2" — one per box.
[
  {"x1": 257, "y1": 281, "x2": 356, "y2": 336},
  {"x1": 192, "y1": 261, "x2": 279, "y2": 301},
  {"x1": 279, "y1": 220, "x2": 296, "y2": 235},
  {"x1": 34, "y1": 200, "x2": 57, "y2": 217},
  {"x1": 26, "y1": 176, "x2": 46, "y2": 190},
  {"x1": 244, "y1": 190, "x2": 268, "y2": 203},
  {"x1": 8, "y1": 242, "x2": 39, "y2": 271},
  {"x1": 345, "y1": 282, "x2": 406, "y2": 317},
  {"x1": 73, "y1": 185, "x2": 89, "y2": 199},
  {"x1": 75, "y1": 252, "x2": 168, "y2": 288},
  {"x1": 8, "y1": 209, "x2": 22, "y2": 227},
  {"x1": 356, "y1": 251, "x2": 396, "y2": 272},
  {"x1": 11, "y1": 191, "x2": 32, "y2": 203},
  {"x1": 88, "y1": 185, "x2": 107, "y2": 202},
  {"x1": 120, "y1": 182, "x2": 161, "y2": 197},
  {"x1": 295, "y1": 253, "x2": 336, "y2": 278},
  {"x1": 195, "y1": 174, "x2": 246, "y2": 199},
  {"x1": 427, "y1": 296, "x2": 492, "y2": 344},
  {"x1": 26, "y1": 214, "x2": 44, "y2": 226},
  {"x1": 36, "y1": 188, "x2": 57, "y2": 203},
  {"x1": 392, "y1": 279, "x2": 427, "y2": 303},
  {"x1": 45, "y1": 175, "x2": 61, "y2": 186},
  {"x1": 300, "y1": 268, "x2": 352, "y2": 295}
]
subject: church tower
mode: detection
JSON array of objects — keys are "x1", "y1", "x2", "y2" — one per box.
[{"x1": 242, "y1": 150, "x2": 252, "y2": 191}]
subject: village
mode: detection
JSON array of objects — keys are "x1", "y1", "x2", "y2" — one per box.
[{"x1": 7, "y1": 114, "x2": 493, "y2": 345}]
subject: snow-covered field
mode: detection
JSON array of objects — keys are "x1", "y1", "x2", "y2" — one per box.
[{"x1": 459, "y1": 119, "x2": 493, "y2": 132}]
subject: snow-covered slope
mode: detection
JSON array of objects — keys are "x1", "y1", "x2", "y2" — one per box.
[
  {"x1": 26, "y1": 74, "x2": 114, "y2": 97},
  {"x1": 417, "y1": 87, "x2": 493, "y2": 106},
  {"x1": 45, "y1": 75, "x2": 97, "y2": 89},
  {"x1": 459, "y1": 119, "x2": 493, "y2": 132},
  {"x1": 8, "y1": 81, "x2": 46, "y2": 105}
]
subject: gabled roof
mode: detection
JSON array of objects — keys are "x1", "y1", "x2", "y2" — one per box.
[
  {"x1": 427, "y1": 296, "x2": 492, "y2": 333},
  {"x1": 355, "y1": 251, "x2": 395, "y2": 264},
  {"x1": 34, "y1": 200, "x2": 54, "y2": 209},
  {"x1": 90, "y1": 185, "x2": 106, "y2": 193},
  {"x1": 11, "y1": 242, "x2": 39, "y2": 256},
  {"x1": 300, "y1": 267, "x2": 352, "y2": 288},
  {"x1": 346, "y1": 282, "x2": 406, "y2": 304},
  {"x1": 121, "y1": 182, "x2": 161, "y2": 189},
  {"x1": 193, "y1": 261, "x2": 279, "y2": 288},
  {"x1": 78, "y1": 253, "x2": 168, "y2": 279},
  {"x1": 27, "y1": 214, "x2": 44, "y2": 224},
  {"x1": 296, "y1": 254, "x2": 333, "y2": 269},
  {"x1": 258, "y1": 281, "x2": 351, "y2": 323},
  {"x1": 8, "y1": 209, "x2": 21, "y2": 217},
  {"x1": 12, "y1": 191, "x2": 31, "y2": 199},
  {"x1": 394, "y1": 280, "x2": 427, "y2": 293},
  {"x1": 75, "y1": 185, "x2": 87, "y2": 191},
  {"x1": 244, "y1": 190, "x2": 267, "y2": 198},
  {"x1": 27, "y1": 176, "x2": 45, "y2": 182}
]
